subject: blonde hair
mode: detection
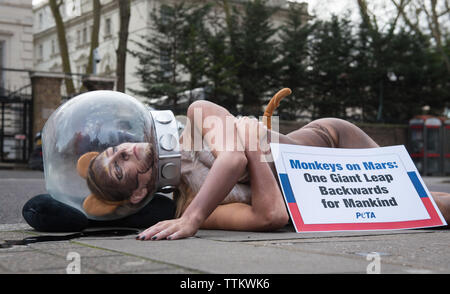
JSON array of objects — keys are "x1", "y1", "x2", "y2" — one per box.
[{"x1": 173, "y1": 175, "x2": 196, "y2": 218}]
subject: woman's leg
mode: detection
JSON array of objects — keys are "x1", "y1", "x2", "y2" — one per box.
[
  {"x1": 286, "y1": 118, "x2": 379, "y2": 149},
  {"x1": 284, "y1": 118, "x2": 450, "y2": 225}
]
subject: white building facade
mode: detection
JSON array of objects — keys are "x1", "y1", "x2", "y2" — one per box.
[
  {"x1": 0, "y1": 0, "x2": 34, "y2": 93},
  {"x1": 33, "y1": 0, "x2": 152, "y2": 95},
  {"x1": 32, "y1": 0, "x2": 307, "y2": 97},
  {"x1": 0, "y1": 0, "x2": 34, "y2": 163}
]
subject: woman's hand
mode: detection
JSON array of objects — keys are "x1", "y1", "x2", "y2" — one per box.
[{"x1": 137, "y1": 214, "x2": 202, "y2": 241}]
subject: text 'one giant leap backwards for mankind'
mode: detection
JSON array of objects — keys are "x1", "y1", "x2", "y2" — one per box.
[{"x1": 289, "y1": 159, "x2": 399, "y2": 210}]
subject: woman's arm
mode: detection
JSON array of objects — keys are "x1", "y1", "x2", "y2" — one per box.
[
  {"x1": 201, "y1": 151, "x2": 289, "y2": 231},
  {"x1": 201, "y1": 117, "x2": 289, "y2": 231},
  {"x1": 138, "y1": 101, "x2": 248, "y2": 240},
  {"x1": 138, "y1": 151, "x2": 247, "y2": 240},
  {"x1": 238, "y1": 117, "x2": 289, "y2": 228}
]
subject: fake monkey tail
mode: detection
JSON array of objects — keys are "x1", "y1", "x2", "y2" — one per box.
[{"x1": 263, "y1": 88, "x2": 292, "y2": 129}]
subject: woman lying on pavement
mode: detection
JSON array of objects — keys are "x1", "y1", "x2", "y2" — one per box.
[{"x1": 78, "y1": 89, "x2": 450, "y2": 241}]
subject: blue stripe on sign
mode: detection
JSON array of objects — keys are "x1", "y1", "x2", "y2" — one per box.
[
  {"x1": 407, "y1": 171, "x2": 428, "y2": 198},
  {"x1": 279, "y1": 173, "x2": 296, "y2": 203}
]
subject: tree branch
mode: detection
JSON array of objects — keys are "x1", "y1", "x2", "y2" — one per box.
[
  {"x1": 86, "y1": 0, "x2": 102, "y2": 75},
  {"x1": 390, "y1": 0, "x2": 423, "y2": 36},
  {"x1": 116, "y1": 0, "x2": 131, "y2": 92},
  {"x1": 49, "y1": 0, "x2": 76, "y2": 95}
]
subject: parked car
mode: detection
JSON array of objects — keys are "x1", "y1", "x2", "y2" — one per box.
[{"x1": 28, "y1": 132, "x2": 43, "y2": 171}]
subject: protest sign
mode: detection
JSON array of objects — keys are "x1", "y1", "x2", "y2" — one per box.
[{"x1": 270, "y1": 144, "x2": 447, "y2": 232}]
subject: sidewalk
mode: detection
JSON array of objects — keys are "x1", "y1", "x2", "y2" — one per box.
[
  {"x1": 0, "y1": 223, "x2": 449, "y2": 274},
  {"x1": 0, "y1": 172, "x2": 449, "y2": 274}
]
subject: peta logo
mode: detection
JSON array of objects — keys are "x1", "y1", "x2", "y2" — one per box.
[{"x1": 356, "y1": 211, "x2": 376, "y2": 219}]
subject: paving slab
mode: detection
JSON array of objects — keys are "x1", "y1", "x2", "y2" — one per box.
[
  {"x1": 1, "y1": 170, "x2": 449, "y2": 275},
  {"x1": 247, "y1": 231, "x2": 450, "y2": 273},
  {"x1": 76, "y1": 231, "x2": 440, "y2": 274},
  {"x1": 0, "y1": 250, "x2": 72, "y2": 273},
  {"x1": 195, "y1": 227, "x2": 436, "y2": 242},
  {"x1": 0, "y1": 223, "x2": 449, "y2": 274},
  {"x1": 78, "y1": 254, "x2": 177, "y2": 274}
]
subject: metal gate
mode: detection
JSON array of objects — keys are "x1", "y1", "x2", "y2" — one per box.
[{"x1": 0, "y1": 87, "x2": 32, "y2": 163}]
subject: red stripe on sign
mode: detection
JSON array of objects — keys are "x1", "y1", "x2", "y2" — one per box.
[
  {"x1": 427, "y1": 153, "x2": 440, "y2": 157},
  {"x1": 421, "y1": 197, "x2": 443, "y2": 225},
  {"x1": 287, "y1": 203, "x2": 304, "y2": 232},
  {"x1": 290, "y1": 198, "x2": 444, "y2": 232}
]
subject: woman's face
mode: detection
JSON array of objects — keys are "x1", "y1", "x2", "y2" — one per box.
[{"x1": 97, "y1": 142, "x2": 154, "y2": 190}]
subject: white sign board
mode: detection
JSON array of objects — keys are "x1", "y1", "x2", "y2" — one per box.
[{"x1": 270, "y1": 144, "x2": 446, "y2": 232}]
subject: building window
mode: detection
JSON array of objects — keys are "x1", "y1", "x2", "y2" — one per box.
[
  {"x1": 67, "y1": 0, "x2": 81, "y2": 17},
  {"x1": 37, "y1": 43, "x2": 43, "y2": 61},
  {"x1": 51, "y1": 39, "x2": 55, "y2": 55},
  {"x1": 77, "y1": 30, "x2": 81, "y2": 46},
  {"x1": 82, "y1": 27, "x2": 87, "y2": 44},
  {"x1": 76, "y1": 64, "x2": 87, "y2": 74},
  {"x1": 38, "y1": 12, "x2": 43, "y2": 29},
  {"x1": 104, "y1": 18, "x2": 112, "y2": 37}
]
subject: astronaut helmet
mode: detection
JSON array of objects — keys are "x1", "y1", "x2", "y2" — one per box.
[{"x1": 42, "y1": 90, "x2": 180, "y2": 220}]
